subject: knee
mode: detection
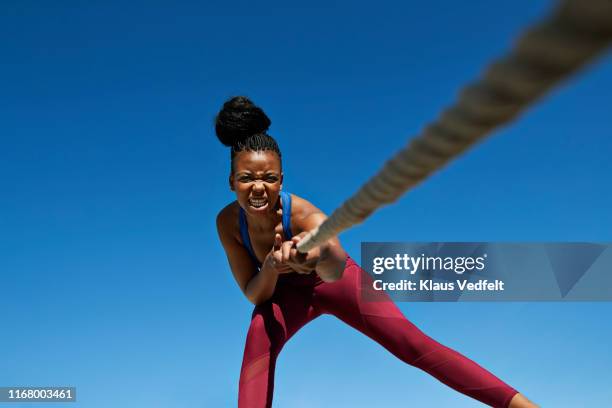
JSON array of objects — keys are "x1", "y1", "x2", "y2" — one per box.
[
  {"x1": 404, "y1": 338, "x2": 459, "y2": 369},
  {"x1": 383, "y1": 324, "x2": 445, "y2": 365}
]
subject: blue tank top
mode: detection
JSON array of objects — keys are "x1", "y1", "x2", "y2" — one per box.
[{"x1": 239, "y1": 191, "x2": 293, "y2": 269}]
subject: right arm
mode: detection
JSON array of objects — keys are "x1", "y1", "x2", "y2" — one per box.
[{"x1": 216, "y1": 209, "x2": 283, "y2": 305}]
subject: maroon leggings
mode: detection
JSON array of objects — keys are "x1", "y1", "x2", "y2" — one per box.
[{"x1": 238, "y1": 256, "x2": 518, "y2": 407}]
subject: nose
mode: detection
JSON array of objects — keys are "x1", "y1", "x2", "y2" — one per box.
[{"x1": 252, "y1": 181, "x2": 265, "y2": 194}]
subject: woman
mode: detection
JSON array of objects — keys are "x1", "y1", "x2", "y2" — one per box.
[{"x1": 215, "y1": 96, "x2": 537, "y2": 408}]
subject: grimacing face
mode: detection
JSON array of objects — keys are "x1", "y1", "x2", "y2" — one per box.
[{"x1": 230, "y1": 150, "x2": 283, "y2": 217}]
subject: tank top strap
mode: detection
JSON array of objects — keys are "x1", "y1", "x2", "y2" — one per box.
[
  {"x1": 280, "y1": 191, "x2": 293, "y2": 240},
  {"x1": 239, "y1": 207, "x2": 261, "y2": 268}
]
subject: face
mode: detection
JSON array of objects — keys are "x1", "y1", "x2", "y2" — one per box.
[{"x1": 230, "y1": 150, "x2": 283, "y2": 216}]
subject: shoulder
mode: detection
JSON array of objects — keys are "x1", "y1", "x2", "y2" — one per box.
[
  {"x1": 216, "y1": 201, "x2": 240, "y2": 239},
  {"x1": 287, "y1": 193, "x2": 327, "y2": 233}
]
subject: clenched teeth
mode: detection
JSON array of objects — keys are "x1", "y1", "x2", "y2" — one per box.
[{"x1": 249, "y1": 198, "x2": 267, "y2": 208}]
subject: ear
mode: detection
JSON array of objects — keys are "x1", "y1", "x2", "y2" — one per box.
[{"x1": 229, "y1": 174, "x2": 235, "y2": 191}]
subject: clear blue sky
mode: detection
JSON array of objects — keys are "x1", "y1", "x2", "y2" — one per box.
[{"x1": 1, "y1": 0, "x2": 611, "y2": 407}]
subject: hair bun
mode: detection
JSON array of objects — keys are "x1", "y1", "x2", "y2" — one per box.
[{"x1": 215, "y1": 96, "x2": 271, "y2": 147}]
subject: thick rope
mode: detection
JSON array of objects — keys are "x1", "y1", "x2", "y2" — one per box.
[{"x1": 297, "y1": 0, "x2": 612, "y2": 253}]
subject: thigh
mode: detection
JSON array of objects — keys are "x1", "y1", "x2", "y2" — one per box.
[
  {"x1": 314, "y1": 256, "x2": 406, "y2": 326},
  {"x1": 313, "y1": 257, "x2": 442, "y2": 359},
  {"x1": 250, "y1": 282, "x2": 320, "y2": 346}
]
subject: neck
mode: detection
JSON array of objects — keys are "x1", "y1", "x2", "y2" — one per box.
[{"x1": 245, "y1": 212, "x2": 280, "y2": 232}]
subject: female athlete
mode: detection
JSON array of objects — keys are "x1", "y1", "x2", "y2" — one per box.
[{"x1": 214, "y1": 96, "x2": 537, "y2": 408}]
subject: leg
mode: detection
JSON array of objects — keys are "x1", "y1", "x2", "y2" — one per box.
[
  {"x1": 238, "y1": 285, "x2": 319, "y2": 408},
  {"x1": 509, "y1": 393, "x2": 539, "y2": 408},
  {"x1": 313, "y1": 257, "x2": 520, "y2": 408}
]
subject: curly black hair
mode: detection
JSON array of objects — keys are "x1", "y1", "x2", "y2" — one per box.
[{"x1": 215, "y1": 96, "x2": 281, "y2": 172}]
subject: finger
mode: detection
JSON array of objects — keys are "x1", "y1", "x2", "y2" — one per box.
[
  {"x1": 288, "y1": 247, "x2": 303, "y2": 263},
  {"x1": 291, "y1": 236, "x2": 305, "y2": 255},
  {"x1": 272, "y1": 250, "x2": 283, "y2": 267},
  {"x1": 274, "y1": 233, "x2": 282, "y2": 251},
  {"x1": 281, "y1": 240, "x2": 293, "y2": 263},
  {"x1": 277, "y1": 264, "x2": 294, "y2": 274},
  {"x1": 288, "y1": 247, "x2": 297, "y2": 262}
]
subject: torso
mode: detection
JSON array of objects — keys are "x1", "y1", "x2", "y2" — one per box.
[
  {"x1": 217, "y1": 192, "x2": 326, "y2": 287},
  {"x1": 223, "y1": 194, "x2": 294, "y2": 266}
]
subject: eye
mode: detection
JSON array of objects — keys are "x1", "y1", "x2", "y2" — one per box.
[
  {"x1": 238, "y1": 175, "x2": 253, "y2": 182},
  {"x1": 265, "y1": 175, "x2": 279, "y2": 182}
]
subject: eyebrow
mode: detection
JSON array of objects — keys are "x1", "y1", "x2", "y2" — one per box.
[{"x1": 236, "y1": 171, "x2": 279, "y2": 176}]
